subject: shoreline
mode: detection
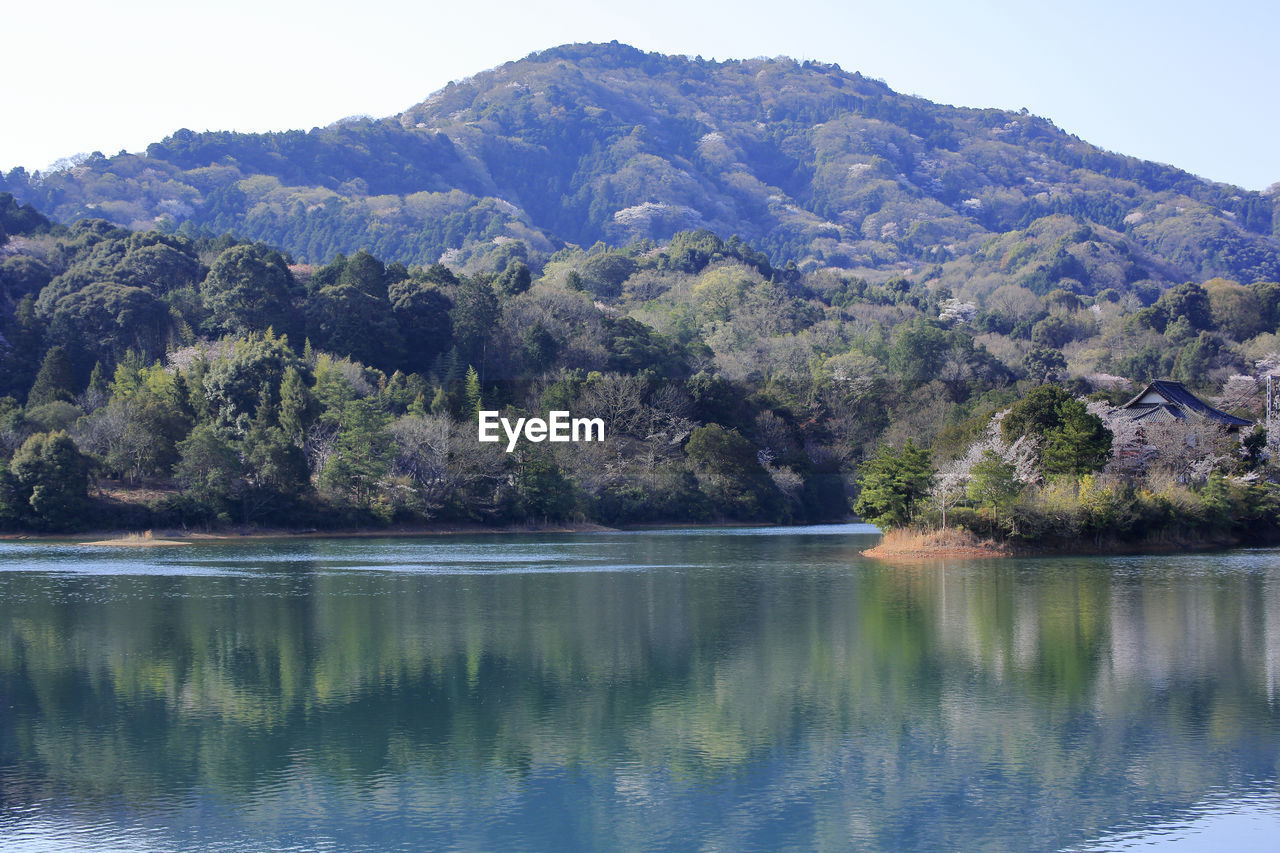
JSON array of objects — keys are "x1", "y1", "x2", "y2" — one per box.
[
  {"x1": 3, "y1": 522, "x2": 1245, "y2": 558},
  {"x1": 1, "y1": 520, "x2": 621, "y2": 547},
  {"x1": 860, "y1": 528, "x2": 1011, "y2": 560},
  {"x1": 860, "y1": 527, "x2": 1243, "y2": 560},
  {"x1": 2, "y1": 519, "x2": 867, "y2": 547}
]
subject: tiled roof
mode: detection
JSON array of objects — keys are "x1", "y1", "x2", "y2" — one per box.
[
  {"x1": 1127, "y1": 403, "x2": 1183, "y2": 422},
  {"x1": 1119, "y1": 380, "x2": 1253, "y2": 427}
]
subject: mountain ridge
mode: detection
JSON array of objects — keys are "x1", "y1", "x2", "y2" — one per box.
[{"x1": 3, "y1": 42, "x2": 1277, "y2": 286}]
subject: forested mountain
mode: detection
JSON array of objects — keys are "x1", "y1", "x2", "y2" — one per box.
[
  {"x1": 3, "y1": 44, "x2": 1280, "y2": 540},
  {"x1": 4, "y1": 42, "x2": 1278, "y2": 287}
]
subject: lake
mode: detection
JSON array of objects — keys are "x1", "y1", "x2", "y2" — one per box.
[{"x1": 1, "y1": 524, "x2": 1278, "y2": 851}]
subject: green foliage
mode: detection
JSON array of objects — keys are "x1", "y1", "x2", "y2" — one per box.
[
  {"x1": 83, "y1": 384, "x2": 191, "y2": 482},
  {"x1": 449, "y1": 276, "x2": 499, "y2": 371},
  {"x1": 888, "y1": 310, "x2": 951, "y2": 375},
  {"x1": 663, "y1": 230, "x2": 727, "y2": 274},
  {"x1": 603, "y1": 316, "x2": 687, "y2": 380},
  {"x1": 1239, "y1": 426, "x2": 1267, "y2": 472},
  {"x1": 27, "y1": 346, "x2": 78, "y2": 406},
  {"x1": 966, "y1": 450, "x2": 1022, "y2": 533},
  {"x1": 1154, "y1": 282, "x2": 1212, "y2": 332},
  {"x1": 1248, "y1": 281, "x2": 1280, "y2": 331},
  {"x1": 1023, "y1": 346, "x2": 1067, "y2": 384},
  {"x1": 1002, "y1": 385, "x2": 1073, "y2": 442},
  {"x1": 46, "y1": 281, "x2": 171, "y2": 363},
  {"x1": 12, "y1": 45, "x2": 1275, "y2": 290},
  {"x1": 580, "y1": 250, "x2": 638, "y2": 298},
  {"x1": 242, "y1": 415, "x2": 310, "y2": 513},
  {"x1": 0, "y1": 464, "x2": 22, "y2": 527},
  {"x1": 463, "y1": 366, "x2": 482, "y2": 416},
  {"x1": 1003, "y1": 385, "x2": 1110, "y2": 477},
  {"x1": 5, "y1": 139, "x2": 1280, "y2": 538},
  {"x1": 0, "y1": 191, "x2": 50, "y2": 239},
  {"x1": 23, "y1": 401, "x2": 82, "y2": 434},
  {"x1": 494, "y1": 261, "x2": 532, "y2": 297},
  {"x1": 202, "y1": 331, "x2": 305, "y2": 435},
  {"x1": 1040, "y1": 400, "x2": 1112, "y2": 477},
  {"x1": 388, "y1": 278, "x2": 453, "y2": 371},
  {"x1": 517, "y1": 450, "x2": 576, "y2": 521},
  {"x1": 203, "y1": 243, "x2": 296, "y2": 338},
  {"x1": 1204, "y1": 278, "x2": 1264, "y2": 340},
  {"x1": 0, "y1": 296, "x2": 44, "y2": 399},
  {"x1": 305, "y1": 281, "x2": 401, "y2": 369},
  {"x1": 8, "y1": 431, "x2": 89, "y2": 530},
  {"x1": 277, "y1": 366, "x2": 318, "y2": 445},
  {"x1": 320, "y1": 398, "x2": 392, "y2": 508},
  {"x1": 175, "y1": 424, "x2": 243, "y2": 508},
  {"x1": 981, "y1": 471, "x2": 1280, "y2": 549},
  {"x1": 1031, "y1": 315, "x2": 1083, "y2": 349},
  {"x1": 0, "y1": 255, "x2": 54, "y2": 309},
  {"x1": 1172, "y1": 332, "x2": 1217, "y2": 388},
  {"x1": 853, "y1": 440, "x2": 933, "y2": 529},
  {"x1": 340, "y1": 250, "x2": 388, "y2": 299},
  {"x1": 685, "y1": 424, "x2": 782, "y2": 521},
  {"x1": 685, "y1": 371, "x2": 738, "y2": 425},
  {"x1": 520, "y1": 324, "x2": 560, "y2": 373}
]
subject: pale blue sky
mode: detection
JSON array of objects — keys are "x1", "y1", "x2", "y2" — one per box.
[{"x1": 3, "y1": 0, "x2": 1276, "y2": 190}]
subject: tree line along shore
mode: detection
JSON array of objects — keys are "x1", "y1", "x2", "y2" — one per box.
[{"x1": 2, "y1": 193, "x2": 1277, "y2": 542}]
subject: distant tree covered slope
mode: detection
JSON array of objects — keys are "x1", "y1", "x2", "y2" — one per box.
[
  {"x1": 4, "y1": 183, "x2": 1280, "y2": 535},
  {"x1": 3, "y1": 42, "x2": 1277, "y2": 280}
]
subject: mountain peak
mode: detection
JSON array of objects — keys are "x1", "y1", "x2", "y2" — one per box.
[{"x1": 3, "y1": 44, "x2": 1276, "y2": 283}]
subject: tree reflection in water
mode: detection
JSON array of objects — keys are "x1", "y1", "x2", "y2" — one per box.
[{"x1": 0, "y1": 532, "x2": 1278, "y2": 851}]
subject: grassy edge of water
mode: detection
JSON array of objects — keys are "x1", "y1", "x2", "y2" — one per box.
[{"x1": 863, "y1": 525, "x2": 1246, "y2": 560}]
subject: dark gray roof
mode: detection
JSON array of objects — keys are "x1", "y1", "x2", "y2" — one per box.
[{"x1": 1119, "y1": 380, "x2": 1253, "y2": 427}]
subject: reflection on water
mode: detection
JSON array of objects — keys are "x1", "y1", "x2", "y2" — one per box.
[
  {"x1": 1, "y1": 525, "x2": 1279, "y2": 851},
  {"x1": 1068, "y1": 786, "x2": 1280, "y2": 851}
]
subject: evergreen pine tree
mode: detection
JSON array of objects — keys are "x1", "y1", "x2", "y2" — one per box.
[
  {"x1": 27, "y1": 346, "x2": 77, "y2": 407},
  {"x1": 853, "y1": 440, "x2": 934, "y2": 529},
  {"x1": 278, "y1": 366, "x2": 316, "y2": 445},
  {"x1": 464, "y1": 366, "x2": 482, "y2": 416},
  {"x1": 429, "y1": 386, "x2": 449, "y2": 416}
]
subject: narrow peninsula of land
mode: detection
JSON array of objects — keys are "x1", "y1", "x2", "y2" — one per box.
[{"x1": 861, "y1": 528, "x2": 1011, "y2": 559}]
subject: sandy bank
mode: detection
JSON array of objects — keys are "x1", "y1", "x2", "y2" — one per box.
[
  {"x1": 861, "y1": 528, "x2": 1011, "y2": 559},
  {"x1": 81, "y1": 537, "x2": 192, "y2": 547}
]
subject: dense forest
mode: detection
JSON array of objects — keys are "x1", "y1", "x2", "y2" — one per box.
[{"x1": 3, "y1": 180, "x2": 1280, "y2": 537}]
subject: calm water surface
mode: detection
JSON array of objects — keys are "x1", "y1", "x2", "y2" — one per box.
[{"x1": 1, "y1": 524, "x2": 1278, "y2": 851}]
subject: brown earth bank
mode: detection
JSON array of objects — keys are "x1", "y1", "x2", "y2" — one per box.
[
  {"x1": 861, "y1": 528, "x2": 1012, "y2": 559},
  {"x1": 861, "y1": 527, "x2": 1245, "y2": 560}
]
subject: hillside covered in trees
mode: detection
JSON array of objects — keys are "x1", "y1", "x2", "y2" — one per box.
[
  {"x1": 2, "y1": 42, "x2": 1280, "y2": 537},
  {"x1": 3, "y1": 43, "x2": 1277, "y2": 287},
  {"x1": 4, "y1": 176, "x2": 1280, "y2": 536}
]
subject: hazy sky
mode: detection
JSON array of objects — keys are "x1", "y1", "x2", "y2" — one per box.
[{"x1": 3, "y1": 0, "x2": 1276, "y2": 190}]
